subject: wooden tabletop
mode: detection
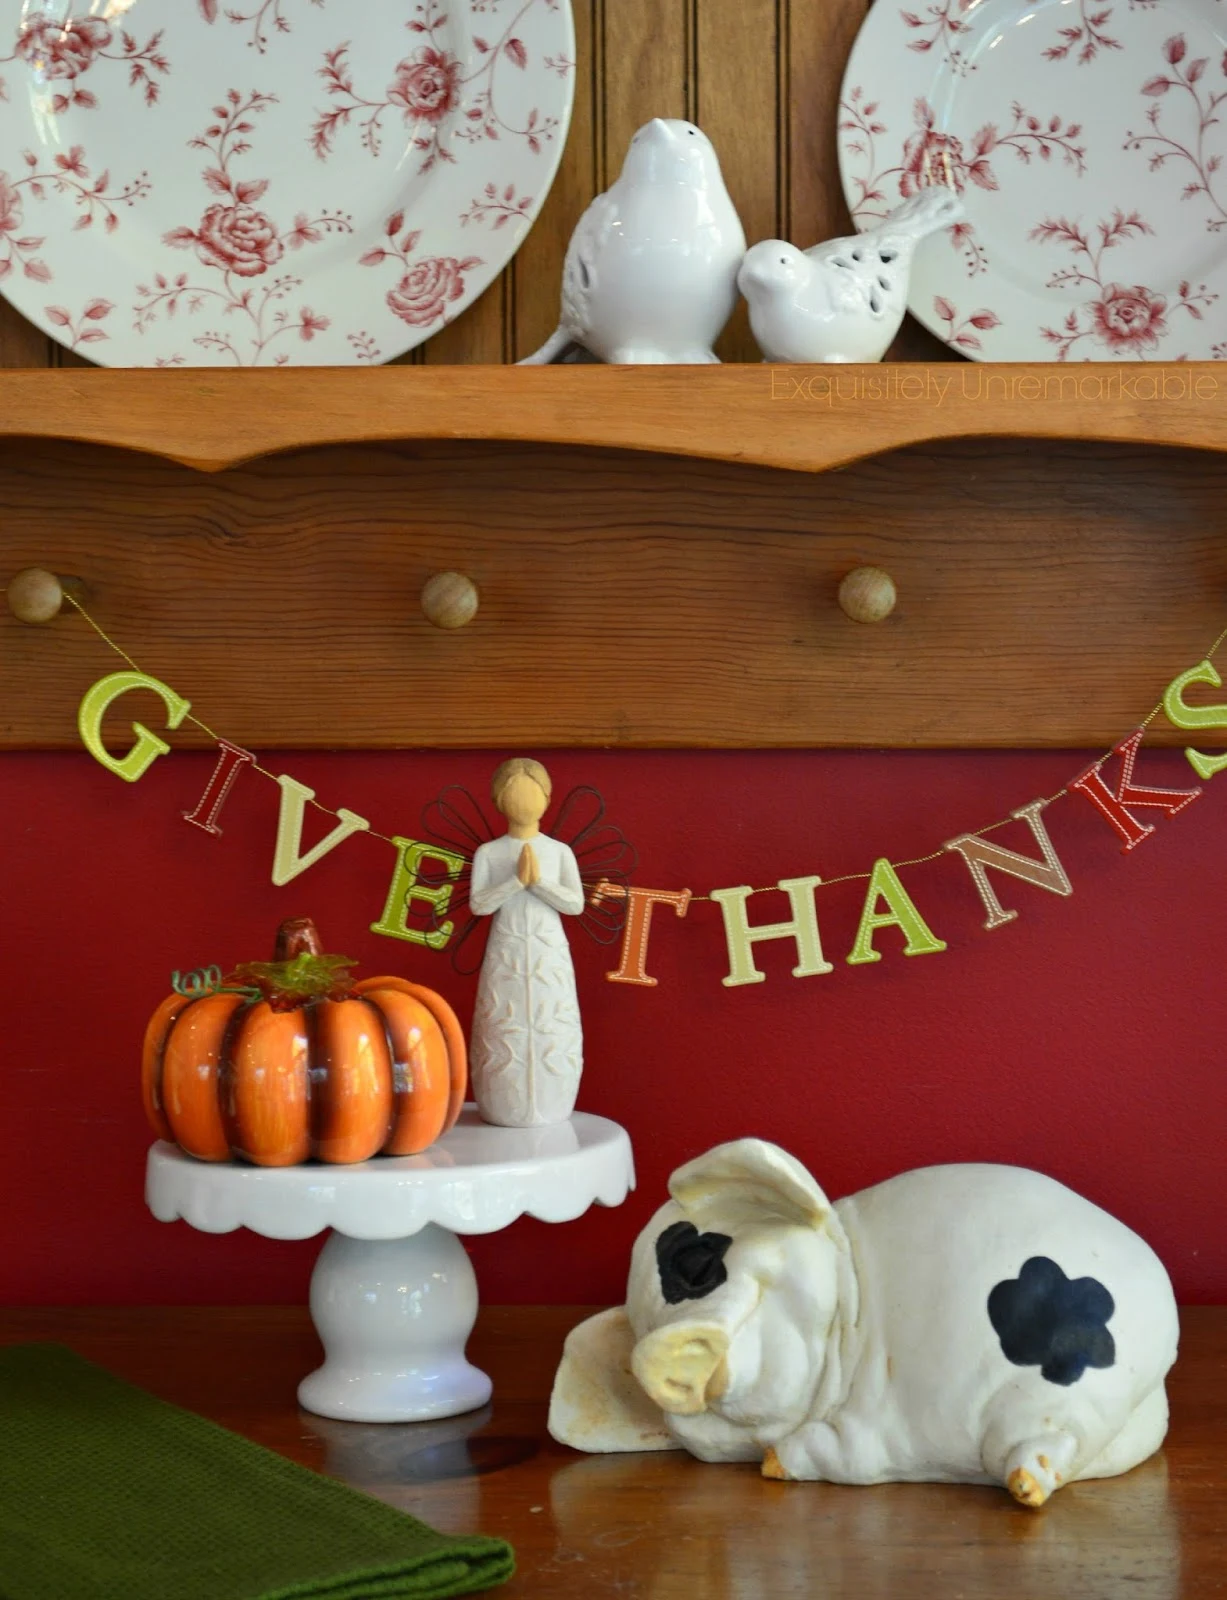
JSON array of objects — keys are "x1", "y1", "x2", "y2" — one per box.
[{"x1": 2, "y1": 1305, "x2": 1223, "y2": 1599}]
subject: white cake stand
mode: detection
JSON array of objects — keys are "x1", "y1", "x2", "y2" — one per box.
[{"x1": 146, "y1": 1107, "x2": 634, "y2": 1424}]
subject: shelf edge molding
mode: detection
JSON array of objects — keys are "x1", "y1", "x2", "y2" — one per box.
[{"x1": 0, "y1": 363, "x2": 1223, "y2": 474}]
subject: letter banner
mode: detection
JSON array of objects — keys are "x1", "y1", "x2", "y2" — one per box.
[{"x1": 46, "y1": 597, "x2": 1227, "y2": 994}]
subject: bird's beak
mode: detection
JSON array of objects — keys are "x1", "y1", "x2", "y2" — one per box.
[
  {"x1": 737, "y1": 251, "x2": 772, "y2": 291},
  {"x1": 646, "y1": 117, "x2": 674, "y2": 144}
]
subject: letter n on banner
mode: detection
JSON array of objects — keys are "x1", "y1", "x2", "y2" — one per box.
[
  {"x1": 944, "y1": 799, "x2": 1072, "y2": 931},
  {"x1": 1068, "y1": 729, "x2": 1201, "y2": 851}
]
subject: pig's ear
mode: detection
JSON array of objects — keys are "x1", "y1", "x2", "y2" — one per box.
[
  {"x1": 549, "y1": 1307, "x2": 683, "y2": 1454},
  {"x1": 669, "y1": 1139, "x2": 831, "y2": 1233}
]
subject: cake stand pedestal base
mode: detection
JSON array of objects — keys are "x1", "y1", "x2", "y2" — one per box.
[{"x1": 298, "y1": 1224, "x2": 493, "y2": 1423}]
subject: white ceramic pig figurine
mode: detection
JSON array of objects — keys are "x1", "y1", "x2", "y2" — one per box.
[{"x1": 549, "y1": 1139, "x2": 1178, "y2": 1508}]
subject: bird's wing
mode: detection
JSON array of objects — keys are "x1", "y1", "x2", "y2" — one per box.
[
  {"x1": 798, "y1": 240, "x2": 895, "y2": 316},
  {"x1": 860, "y1": 188, "x2": 963, "y2": 254},
  {"x1": 802, "y1": 234, "x2": 858, "y2": 267},
  {"x1": 560, "y1": 190, "x2": 619, "y2": 337}
]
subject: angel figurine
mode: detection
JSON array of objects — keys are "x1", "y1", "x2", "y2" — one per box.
[{"x1": 469, "y1": 758, "x2": 587, "y2": 1127}]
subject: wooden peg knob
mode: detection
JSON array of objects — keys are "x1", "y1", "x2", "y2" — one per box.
[
  {"x1": 838, "y1": 566, "x2": 897, "y2": 624},
  {"x1": 5, "y1": 567, "x2": 79, "y2": 625},
  {"x1": 420, "y1": 571, "x2": 479, "y2": 630}
]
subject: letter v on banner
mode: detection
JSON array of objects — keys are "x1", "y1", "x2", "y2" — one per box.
[
  {"x1": 271, "y1": 774, "x2": 370, "y2": 886},
  {"x1": 1067, "y1": 729, "x2": 1201, "y2": 852}
]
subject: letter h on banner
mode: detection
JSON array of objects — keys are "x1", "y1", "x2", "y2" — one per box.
[{"x1": 710, "y1": 877, "x2": 834, "y2": 988}]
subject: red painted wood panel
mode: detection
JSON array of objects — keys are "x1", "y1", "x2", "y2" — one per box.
[{"x1": 3, "y1": 745, "x2": 1222, "y2": 1306}]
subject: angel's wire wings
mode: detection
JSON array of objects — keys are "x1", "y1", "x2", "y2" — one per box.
[{"x1": 413, "y1": 784, "x2": 637, "y2": 975}]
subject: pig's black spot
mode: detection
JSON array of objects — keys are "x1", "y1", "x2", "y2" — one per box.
[
  {"x1": 656, "y1": 1221, "x2": 732, "y2": 1304},
  {"x1": 988, "y1": 1256, "x2": 1115, "y2": 1386}
]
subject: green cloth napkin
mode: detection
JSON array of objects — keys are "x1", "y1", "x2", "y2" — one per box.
[{"x1": 0, "y1": 1343, "x2": 514, "y2": 1600}]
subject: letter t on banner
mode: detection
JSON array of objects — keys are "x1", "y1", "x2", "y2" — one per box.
[
  {"x1": 591, "y1": 882, "x2": 692, "y2": 986},
  {"x1": 1068, "y1": 728, "x2": 1201, "y2": 851},
  {"x1": 710, "y1": 877, "x2": 833, "y2": 988}
]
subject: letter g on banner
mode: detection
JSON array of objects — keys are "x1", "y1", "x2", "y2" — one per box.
[{"x1": 78, "y1": 670, "x2": 191, "y2": 783}]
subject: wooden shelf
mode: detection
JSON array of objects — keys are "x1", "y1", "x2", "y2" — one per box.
[
  {"x1": 0, "y1": 363, "x2": 1222, "y2": 474},
  {"x1": 1, "y1": 1304, "x2": 1222, "y2": 1600},
  {"x1": 2, "y1": 364, "x2": 1226, "y2": 751}
]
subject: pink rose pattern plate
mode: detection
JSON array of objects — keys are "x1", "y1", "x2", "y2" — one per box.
[
  {"x1": 838, "y1": 0, "x2": 1227, "y2": 360},
  {"x1": 0, "y1": 0, "x2": 573, "y2": 364}
]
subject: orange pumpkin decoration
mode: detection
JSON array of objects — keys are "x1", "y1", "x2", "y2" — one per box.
[{"x1": 142, "y1": 917, "x2": 467, "y2": 1166}]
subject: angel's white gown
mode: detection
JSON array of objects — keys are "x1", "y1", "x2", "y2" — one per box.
[{"x1": 469, "y1": 832, "x2": 585, "y2": 1127}]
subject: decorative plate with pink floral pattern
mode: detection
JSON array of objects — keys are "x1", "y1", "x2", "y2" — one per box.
[
  {"x1": 838, "y1": 0, "x2": 1227, "y2": 360},
  {"x1": 0, "y1": 0, "x2": 573, "y2": 364}
]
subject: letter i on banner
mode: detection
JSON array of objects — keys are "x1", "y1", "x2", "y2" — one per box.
[
  {"x1": 1067, "y1": 729, "x2": 1201, "y2": 851},
  {"x1": 183, "y1": 740, "x2": 256, "y2": 836}
]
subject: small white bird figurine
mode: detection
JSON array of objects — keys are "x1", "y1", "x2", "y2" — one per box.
[
  {"x1": 519, "y1": 118, "x2": 746, "y2": 365},
  {"x1": 738, "y1": 188, "x2": 963, "y2": 364}
]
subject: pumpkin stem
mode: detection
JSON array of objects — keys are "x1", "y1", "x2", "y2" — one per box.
[
  {"x1": 231, "y1": 923, "x2": 359, "y2": 1010},
  {"x1": 275, "y1": 917, "x2": 324, "y2": 962}
]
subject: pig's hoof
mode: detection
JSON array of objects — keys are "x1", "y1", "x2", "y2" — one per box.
[
  {"x1": 761, "y1": 1446, "x2": 792, "y2": 1481},
  {"x1": 1007, "y1": 1467, "x2": 1050, "y2": 1509}
]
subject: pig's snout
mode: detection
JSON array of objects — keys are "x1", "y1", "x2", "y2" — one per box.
[{"x1": 632, "y1": 1323, "x2": 730, "y2": 1415}]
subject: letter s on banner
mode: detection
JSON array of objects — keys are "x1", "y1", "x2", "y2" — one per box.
[
  {"x1": 78, "y1": 670, "x2": 191, "y2": 783},
  {"x1": 1162, "y1": 658, "x2": 1227, "y2": 781}
]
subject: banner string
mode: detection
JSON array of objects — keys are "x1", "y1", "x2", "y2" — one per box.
[
  {"x1": 62, "y1": 593, "x2": 406, "y2": 849},
  {"x1": 61, "y1": 592, "x2": 1227, "y2": 901}
]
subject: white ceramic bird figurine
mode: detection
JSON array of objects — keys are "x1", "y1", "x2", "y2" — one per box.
[
  {"x1": 738, "y1": 188, "x2": 963, "y2": 363},
  {"x1": 519, "y1": 118, "x2": 746, "y2": 365}
]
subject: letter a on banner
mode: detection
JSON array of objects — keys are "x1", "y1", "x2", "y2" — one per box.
[
  {"x1": 271, "y1": 774, "x2": 370, "y2": 886},
  {"x1": 847, "y1": 860, "x2": 947, "y2": 965},
  {"x1": 1067, "y1": 729, "x2": 1201, "y2": 852},
  {"x1": 944, "y1": 799, "x2": 1073, "y2": 931}
]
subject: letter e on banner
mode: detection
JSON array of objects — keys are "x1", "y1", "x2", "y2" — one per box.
[{"x1": 371, "y1": 837, "x2": 466, "y2": 950}]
